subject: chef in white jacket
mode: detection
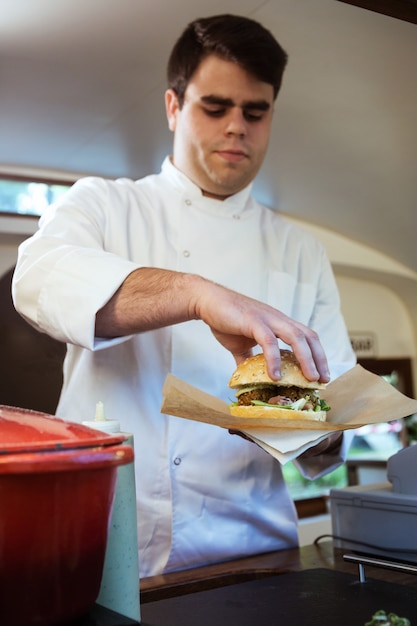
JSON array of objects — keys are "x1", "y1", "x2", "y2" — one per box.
[{"x1": 12, "y1": 14, "x2": 356, "y2": 577}]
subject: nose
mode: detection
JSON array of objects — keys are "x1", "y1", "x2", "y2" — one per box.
[{"x1": 225, "y1": 107, "x2": 247, "y2": 137}]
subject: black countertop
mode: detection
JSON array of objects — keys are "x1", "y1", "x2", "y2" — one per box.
[
  {"x1": 140, "y1": 568, "x2": 417, "y2": 626},
  {"x1": 66, "y1": 604, "x2": 139, "y2": 626}
]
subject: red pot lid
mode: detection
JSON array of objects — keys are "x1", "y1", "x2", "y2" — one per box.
[{"x1": 0, "y1": 405, "x2": 126, "y2": 454}]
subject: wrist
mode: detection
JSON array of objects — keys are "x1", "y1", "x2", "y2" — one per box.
[{"x1": 188, "y1": 274, "x2": 217, "y2": 321}]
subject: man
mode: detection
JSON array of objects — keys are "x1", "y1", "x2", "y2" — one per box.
[{"x1": 12, "y1": 14, "x2": 356, "y2": 577}]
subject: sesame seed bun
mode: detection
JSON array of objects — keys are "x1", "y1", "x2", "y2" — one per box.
[{"x1": 228, "y1": 351, "x2": 326, "y2": 390}]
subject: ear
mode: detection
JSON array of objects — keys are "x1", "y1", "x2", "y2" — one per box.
[{"x1": 165, "y1": 89, "x2": 180, "y2": 132}]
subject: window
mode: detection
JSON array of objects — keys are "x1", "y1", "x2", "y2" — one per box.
[
  {"x1": 283, "y1": 358, "x2": 414, "y2": 507},
  {"x1": 0, "y1": 176, "x2": 72, "y2": 217},
  {"x1": 350, "y1": 358, "x2": 414, "y2": 452},
  {"x1": 282, "y1": 461, "x2": 348, "y2": 502}
]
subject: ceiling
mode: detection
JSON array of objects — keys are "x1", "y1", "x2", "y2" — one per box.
[{"x1": 1, "y1": 0, "x2": 416, "y2": 272}]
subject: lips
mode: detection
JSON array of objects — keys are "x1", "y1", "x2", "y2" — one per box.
[{"x1": 215, "y1": 149, "x2": 249, "y2": 163}]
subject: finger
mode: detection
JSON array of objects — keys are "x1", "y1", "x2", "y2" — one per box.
[
  {"x1": 305, "y1": 333, "x2": 331, "y2": 383},
  {"x1": 290, "y1": 324, "x2": 330, "y2": 382},
  {"x1": 228, "y1": 430, "x2": 259, "y2": 448},
  {"x1": 255, "y1": 322, "x2": 329, "y2": 383},
  {"x1": 250, "y1": 321, "x2": 311, "y2": 381},
  {"x1": 233, "y1": 348, "x2": 254, "y2": 365},
  {"x1": 289, "y1": 337, "x2": 330, "y2": 383},
  {"x1": 228, "y1": 429, "x2": 252, "y2": 441},
  {"x1": 258, "y1": 339, "x2": 282, "y2": 380},
  {"x1": 271, "y1": 318, "x2": 330, "y2": 382}
]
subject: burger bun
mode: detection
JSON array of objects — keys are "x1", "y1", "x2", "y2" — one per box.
[
  {"x1": 229, "y1": 404, "x2": 327, "y2": 422},
  {"x1": 228, "y1": 350, "x2": 326, "y2": 390}
]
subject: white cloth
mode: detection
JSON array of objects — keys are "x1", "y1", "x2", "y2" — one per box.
[{"x1": 13, "y1": 157, "x2": 356, "y2": 577}]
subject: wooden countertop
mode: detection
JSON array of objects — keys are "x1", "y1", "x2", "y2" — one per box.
[{"x1": 140, "y1": 541, "x2": 417, "y2": 603}]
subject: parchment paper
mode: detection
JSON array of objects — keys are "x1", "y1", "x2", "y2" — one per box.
[{"x1": 161, "y1": 365, "x2": 417, "y2": 464}]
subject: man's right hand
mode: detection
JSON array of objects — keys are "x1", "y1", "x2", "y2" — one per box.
[
  {"x1": 95, "y1": 267, "x2": 330, "y2": 384},
  {"x1": 193, "y1": 278, "x2": 330, "y2": 384}
]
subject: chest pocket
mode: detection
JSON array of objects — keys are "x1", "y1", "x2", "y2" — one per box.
[{"x1": 267, "y1": 271, "x2": 317, "y2": 327}]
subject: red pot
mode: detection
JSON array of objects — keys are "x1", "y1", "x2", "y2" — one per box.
[{"x1": 0, "y1": 404, "x2": 134, "y2": 626}]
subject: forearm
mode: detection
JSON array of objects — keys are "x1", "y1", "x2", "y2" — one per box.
[
  {"x1": 95, "y1": 267, "x2": 204, "y2": 337},
  {"x1": 95, "y1": 266, "x2": 331, "y2": 384}
]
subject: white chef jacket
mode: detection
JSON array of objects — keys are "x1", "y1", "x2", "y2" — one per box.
[{"x1": 13, "y1": 157, "x2": 356, "y2": 577}]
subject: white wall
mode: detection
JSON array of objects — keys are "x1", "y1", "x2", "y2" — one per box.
[
  {"x1": 337, "y1": 276, "x2": 416, "y2": 359},
  {"x1": 286, "y1": 216, "x2": 417, "y2": 393}
]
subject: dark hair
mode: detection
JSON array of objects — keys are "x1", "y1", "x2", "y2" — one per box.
[{"x1": 167, "y1": 14, "x2": 288, "y2": 106}]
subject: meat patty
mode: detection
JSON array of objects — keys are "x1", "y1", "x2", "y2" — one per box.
[{"x1": 237, "y1": 385, "x2": 320, "y2": 409}]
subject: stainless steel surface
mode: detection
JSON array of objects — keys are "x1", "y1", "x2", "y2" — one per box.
[{"x1": 344, "y1": 552, "x2": 417, "y2": 582}]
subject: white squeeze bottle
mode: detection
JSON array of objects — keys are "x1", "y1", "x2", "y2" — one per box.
[{"x1": 83, "y1": 401, "x2": 140, "y2": 623}]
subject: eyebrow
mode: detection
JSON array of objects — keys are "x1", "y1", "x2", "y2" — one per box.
[{"x1": 201, "y1": 95, "x2": 271, "y2": 111}]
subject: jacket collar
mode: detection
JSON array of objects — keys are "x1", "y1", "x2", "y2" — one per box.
[{"x1": 160, "y1": 156, "x2": 253, "y2": 215}]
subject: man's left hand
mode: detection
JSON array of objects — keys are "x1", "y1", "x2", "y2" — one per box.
[{"x1": 298, "y1": 432, "x2": 343, "y2": 460}]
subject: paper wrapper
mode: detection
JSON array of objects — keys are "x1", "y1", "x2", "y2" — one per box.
[{"x1": 161, "y1": 365, "x2": 417, "y2": 464}]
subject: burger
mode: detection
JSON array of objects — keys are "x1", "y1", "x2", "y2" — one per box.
[{"x1": 228, "y1": 350, "x2": 330, "y2": 422}]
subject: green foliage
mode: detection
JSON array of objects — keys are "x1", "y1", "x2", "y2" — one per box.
[
  {"x1": 365, "y1": 609, "x2": 410, "y2": 625},
  {"x1": 282, "y1": 461, "x2": 348, "y2": 500}
]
